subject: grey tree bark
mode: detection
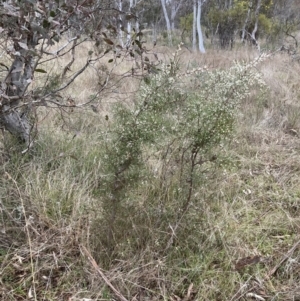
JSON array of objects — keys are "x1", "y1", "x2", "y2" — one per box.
[{"x1": 1, "y1": 37, "x2": 38, "y2": 145}]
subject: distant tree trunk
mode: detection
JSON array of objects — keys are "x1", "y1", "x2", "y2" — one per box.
[
  {"x1": 241, "y1": 3, "x2": 251, "y2": 43},
  {"x1": 170, "y1": 0, "x2": 183, "y2": 31},
  {"x1": 152, "y1": 22, "x2": 158, "y2": 43},
  {"x1": 161, "y1": 0, "x2": 173, "y2": 45},
  {"x1": 171, "y1": 1, "x2": 176, "y2": 31},
  {"x1": 118, "y1": 0, "x2": 124, "y2": 47},
  {"x1": 197, "y1": 0, "x2": 205, "y2": 53},
  {"x1": 192, "y1": 0, "x2": 197, "y2": 51},
  {"x1": 127, "y1": 0, "x2": 133, "y2": 42},
  {"x1": 132, "y1": 0, "x2": 139, "y2": 31},
  {"x1": 250, "y1": 0, "x2": 262, "y2": 51}
]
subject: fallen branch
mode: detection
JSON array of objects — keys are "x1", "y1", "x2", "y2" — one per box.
[{"x1": 80, "y1": 245, "x2": 129, "y2": 301}]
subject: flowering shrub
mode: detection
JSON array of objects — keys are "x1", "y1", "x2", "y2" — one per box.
[
  {"x1": 108, "y1": 48, "x2": 266, "y2": 172},
  {"x1": 98, "y1": 45, "x2": 268, "y2": 257}
]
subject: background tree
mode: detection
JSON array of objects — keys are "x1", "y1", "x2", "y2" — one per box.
[
  {"x1": 205, "y1": 0, "x2": 273, "y2": 49},
  {"x1": 195, "y1": 0, "x2": 207, "y2": 53},
  {"x1": 270, "y1": 0, "x2": 300, "y2": 49},
  {"x1": 134, "y1": 0, "x2": 162, "y2": 41},
  {"x1": 160, "y1": 0, "x2": 183, "y2": 45}
]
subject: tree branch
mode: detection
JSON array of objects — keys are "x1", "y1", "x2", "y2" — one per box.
[{"x1": 49, "y1": 59, "x2": 91, "y2": 95}]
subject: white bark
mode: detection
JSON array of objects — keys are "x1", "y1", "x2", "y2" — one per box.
[
  {"x1": 133, "y1": 0, "x2": 140, "y2": 31},
  {"x1": 152, "y1": 23, "x2": 158, "y2": 43},
  {"x1": 251, "y1": 0, "x2": 262, "y2": 51},
  {"x1": 197, "y1": 0, "x2": 205, "y2": 53},
  {"x1": 192, "y1": 0, "x2": 197, "y2": 51},
  {"x1": 161, "y1": 0, "x2": 172, "y2": 45},
  {"x1": 241, "y1": 3, "x2": 251, "y2": 42},
  {"x1": 170, "y1": 0, "x2": 183, "y2": 31},
  {"x1": 127, "y1": 0, "x2": 133, "y2": 42},
  {"x1": 118, "y1": 0, "x2": 124, "y2": 47}
]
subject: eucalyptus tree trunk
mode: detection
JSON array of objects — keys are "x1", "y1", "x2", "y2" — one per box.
[
  {"x1": 241, "y1": 3, "x2": 251, "y2": 43},
  {"x1": 134, "y1": 0, "x2": 139, "y2": 31},
  {"x1": 161, "y1": 0, "x2": 173, "y2": 46},
  {"x1": 251, "y1": 0, "x2": 262, "y2": 51},
  {"x1": 170, "y1": 0, "x2": 183, "y2": 31},
  {"x1": 197, "y1": 0, "x2": 205, "y2": 53},
  {"x1": 118, "y1": 0, "x2": 124, "y2": 47},
  {"x1": 126, "y1": 0, "x2": 134, "y2": 42},
  {"x1": 192, "y1": 0, "x2": 197, "y2": 51},
  {"x1": 1, "y1": 37, "x2": 37, "y2": 144}
]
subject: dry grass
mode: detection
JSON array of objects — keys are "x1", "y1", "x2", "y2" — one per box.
[{"x1": 1, "y1": 41, "x2": 300, "y2": 301}]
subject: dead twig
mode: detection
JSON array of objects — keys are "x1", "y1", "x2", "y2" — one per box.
[
  {"x1": 80, "y1": 245, "x2": 129, "y2": 301},
  {"x1": 268, "y1": 238, "x2": 300, "y2": 278},
  {"x1": 229, "y1": 276, "x2": 253, "y2": 301}
]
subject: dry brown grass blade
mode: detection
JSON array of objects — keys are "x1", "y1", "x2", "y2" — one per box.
[
  {"x1": 182, "y1": 283, "x2": 195, "y2": 301},
  {"x1": 80, "y1": 245, "x2": 129, "y2": 301},
  {"x1": 268, "y1": 238, "x2": 300, "y2": 278}
]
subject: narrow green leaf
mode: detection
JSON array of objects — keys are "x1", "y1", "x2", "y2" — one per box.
[
  {"x1": 135, "y1": 40, "x2": 142, "y2": 49},
  {"x1": 35, "y1": 69, "x2": 47, "y2": 73},
  {"x1": 104, "y1": 48, "x2": 111, "y2": 55},
  {"x1": 103, "y1": 38, "x2": 114, "y2": 45}
]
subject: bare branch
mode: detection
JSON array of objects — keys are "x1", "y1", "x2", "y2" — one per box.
[
  {"x1": 61, "y1": 37, "x2": 78, "y2": 79},
  {"x1": 41, "y1": 36, "x2": 79, "y2": 56},
  {"x1": 49, "y1": 59, "x2": 91, "y2": 95}
]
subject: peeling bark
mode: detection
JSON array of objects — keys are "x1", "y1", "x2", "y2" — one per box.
[
  {"x1": 0, "y1": 107, "x2": 31, "y2": 144},
  {"x1": 0, "y1": 34, "x2": 37, "y2": 145}
]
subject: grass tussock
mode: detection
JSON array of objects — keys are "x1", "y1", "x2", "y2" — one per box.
[{"x1": 1, "y1": 44, "x2": 300, "y2": 301}]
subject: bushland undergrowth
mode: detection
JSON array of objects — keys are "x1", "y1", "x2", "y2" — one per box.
[{"x1": 1, "y1": 48, "x2": 300, "y2": 301}]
